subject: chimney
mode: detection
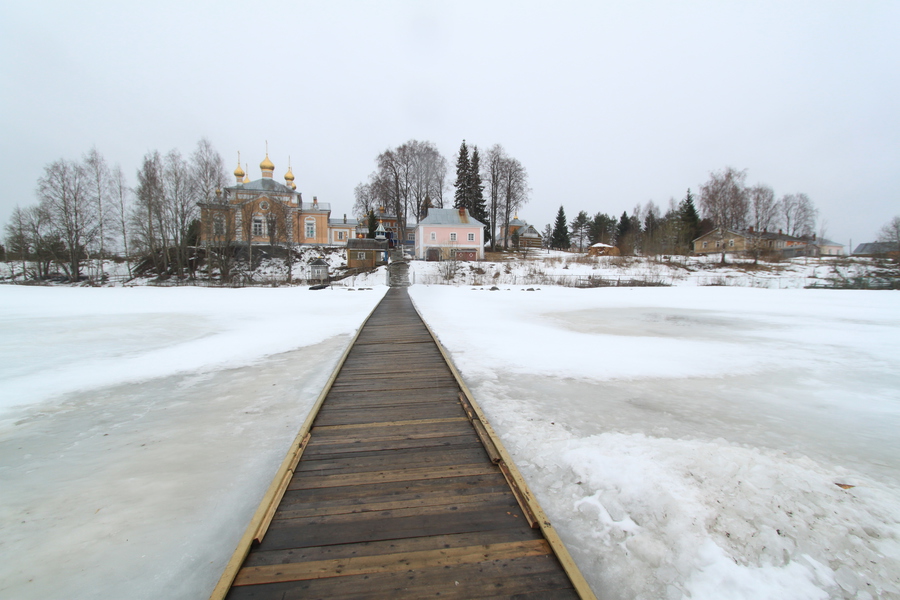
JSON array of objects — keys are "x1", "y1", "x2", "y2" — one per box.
[
  {"x1": 313, "y1": 196, "x2": 318, "y2": 207},
  {"x1": 459, "y1": 207, "x2": 465, "y2": 217},
  {"x1": 343, "y1": 214, "x2": 347, "y2": 224},
  {"x1": 813, "y1": 233, "x2": 817, "y2": 241},
  {"x1": 748, "y1": 226, "x2": 754, "y2": 233},
  {"x1": 778, "y1": 229, "x2": 783, "y2": 235}
]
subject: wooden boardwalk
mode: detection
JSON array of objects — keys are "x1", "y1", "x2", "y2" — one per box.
[{"x1": 214, "y1": 288, "x2": 594, "y2": 600}]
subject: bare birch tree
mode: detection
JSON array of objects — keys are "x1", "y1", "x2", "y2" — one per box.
[
  {"x1": 780, "y1": 193, "x2": 817, "y2": 237},
  {"x1": 699, "y1": 167, "x2": 749, "y2": 262},
  {"x1": 83, "y1": 148, "x2": 111, "y2": 275},
  {"x1": 37, "y1": 159, "x2": 96, "y2": 280}
]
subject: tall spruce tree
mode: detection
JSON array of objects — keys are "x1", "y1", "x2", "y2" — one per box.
[
  {"x1": 453, "y1": 140, "x2": 470, "y2": 210},
  {"x1": 468, "y1": 146, "x2": 488, "y2": 232},
  {"x1": 678, "y1": 188, "x2": 701, "y2": 253},
  {"x1": 551, "y1": 205, "x2": 570, "y2": 250}
]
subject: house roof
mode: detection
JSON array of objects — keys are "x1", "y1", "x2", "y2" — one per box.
[
  {"x1": 347, "y1": 238, "x2": 389, "y2": 249},
  {"x1": 329, "y1": 218, "x2": 359, "y2": 227},
  {"x1": 418, "y1": 208, "x2": 485, "y2": 227},
  {"x1": 591, "y1": 242, "x2": 614, "y2": 248},
  {"x1": 853, "y1": 242, "x2": 896, "y2": 255},
  {"x1": 299, "y1": 201, "x2": 331, "y2": 212},
  {"x1": 309, "y1": 258, "x2": 328, "y2": 266}
]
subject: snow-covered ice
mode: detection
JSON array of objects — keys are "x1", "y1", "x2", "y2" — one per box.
[
  {"x1": 2, "y1": 281, "x2": 899, "y2": 600},
  {"x1": 0, "y1": 285, "x2": 386, "y2": 600},
  {"x1": 410, "y1": 285, "x2": 900, "y2": 600}
]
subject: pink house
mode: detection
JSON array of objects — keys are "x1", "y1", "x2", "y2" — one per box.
[{"x1": 415, "y1": 208, "x2": 485, "y2": 261}]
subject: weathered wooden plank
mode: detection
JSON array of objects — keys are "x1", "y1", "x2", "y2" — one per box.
[
  {"x1": 295, "y1": 445, "x2": 490, "y2": 475},
  {"x1": 259, "y1": 495, "x2": 527, "y2": 550},
  {"x1": 287, "y1": 463, "x2": 498, "y2": 491},
  {"x1": 242, "y1": 529, "x2": 544, "y2": 568},
  {"x1": 226, "y1": 555, "x2": 577, "y2": 600},
  {"x1": 281, "y1": 472, "x2": 510, "y2": 506},
  {"x1": 313, "y1": 403, "x2": 464, "y2": 426},
  {"x1": 300, "y1": 432, "x2": 479, "y2": 458},
  {"x1": 233, "y1": 539, "x2": 552, "y2": 586}
]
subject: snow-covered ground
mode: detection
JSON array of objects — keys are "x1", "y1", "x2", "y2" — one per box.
[
  {"x1": 0, "y1": 285, "x2": 386, "y2": 600},
  {"x1": 409, "y1": 285, "x2": 900, "y2": 600}
]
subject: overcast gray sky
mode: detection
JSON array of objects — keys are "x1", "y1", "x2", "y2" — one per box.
[{"x1": 2, "y1": 1, "x2": 898, "y2": 249}]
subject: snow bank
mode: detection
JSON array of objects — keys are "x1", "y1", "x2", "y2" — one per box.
[
  {"x1": 0, "y1": 285, "x2": 386, "y2": 600},
  {"x1": 409, "y1": 285, "x2": 900, "y2": 600}
]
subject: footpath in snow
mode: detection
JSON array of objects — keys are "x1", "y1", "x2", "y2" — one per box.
[
  {"x1": 410, "y1": 285, "x2": 900, "y2": 600},
  {"x1": 0, "y1": 285, "x2": 386, "y2": 600}
]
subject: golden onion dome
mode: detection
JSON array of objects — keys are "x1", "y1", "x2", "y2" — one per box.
[
  {"x1": 291, "y1": 182, "x2": 297, "y2": 190},
  {"x1": 234, "y1": 162, "x2": 245, "y2": 178},
  {"x1": 260, "y1": 154, "x2": 275, "y2": 171},
  {"x1": 284, "y1": 167, "x2": 295, "y2": 182}
]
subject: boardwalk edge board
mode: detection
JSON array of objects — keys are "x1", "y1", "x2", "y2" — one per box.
[
  {"x1": 208, "y1": 294, "x2": 385, "y2": 600},
  {"x1": 410, "y1": 296, "x2": 600, "y2": 600}
]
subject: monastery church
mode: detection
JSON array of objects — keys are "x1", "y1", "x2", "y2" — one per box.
[{"x1": 199, "y1": 152, "x2": 358, "y2": 248}]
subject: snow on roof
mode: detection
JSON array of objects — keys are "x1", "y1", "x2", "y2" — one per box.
[{"x1": 591, "y1": 242, "x2": 614, "y2": 248}]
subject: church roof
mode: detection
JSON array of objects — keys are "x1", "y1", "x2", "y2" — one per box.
[{"x1": 232, "y1": 178, "x2": 295, "y2": 194}]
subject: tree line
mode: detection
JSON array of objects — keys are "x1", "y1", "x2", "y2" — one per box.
[
  {"x1": 3, "y1": 138, "x2": 228, "y2": 281},
  {"x1": 352, "y1": 139, "x2": 529, "y2": 251},
  {"x1": 547, "y1": 166, "x2": 821, "y2": 256}
]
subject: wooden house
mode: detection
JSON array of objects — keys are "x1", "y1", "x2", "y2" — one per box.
[{"x1": 347, "y1": 238, "x2": 389, "y2": 269}]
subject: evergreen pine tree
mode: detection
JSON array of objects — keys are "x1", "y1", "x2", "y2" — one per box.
[
  {"x1": 366, "y1": 210, "x2": 378, "y2": 238},
  {"x1": 453, "y1": 140, "x2": 470, "y2": 210},
  {"x1": 616, "y1": 211, "x2": 632, "y2": 253},
  {"x1": 551, "y1": 206, "x2": 570, "y2": 250},
  {"x1": 468, "y1": 146, "x2": 489, "y2": 237},
  {"x1": 678, "y1": 188, "x2": 701, "y2": 253}
]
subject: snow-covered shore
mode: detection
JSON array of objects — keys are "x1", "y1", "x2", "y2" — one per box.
[{"x1": 410, "y1": 285, "x2": 900, "y2": 600}]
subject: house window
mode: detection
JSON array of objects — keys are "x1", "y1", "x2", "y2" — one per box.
[
  {"x1": 259, "y1": 200, "x2": 269, "y2": 210},
  {"x1": 357, "y1": 252, "x2": 366, "y2": 260},
  {"x1": 467, "y1": 232, "x2": 475, "y2": 242},
  {"x1": 337, "y1": 231, "x2": 345, "y2": 241},
  {"x1": 305, "y1": 218, "x2": 316, "y2": 238},
  {"x1": 213, "y1": 215, "x2": 225, "y2": 235},
  {"x1": 702, "y1": 241, "x2": 708, "y2": 249},
  {"x1": 430, "y1": 232, "x2": 436, "y2": 241},
  {"x1": 450, "y1": 232, "x2": 457, "y2": 242},
  {"x1": 715, "y1": 240, "x2": 721, "y2": 248},
  {"x1": 407, "y1": 233, "x2": 415, "y2": 241},
  {"x1": 729, "y1": 239, "x2": 735, "y2": 247},
  {"x1": 252, "y1": 217, "x2": 264, "y2": 237}
]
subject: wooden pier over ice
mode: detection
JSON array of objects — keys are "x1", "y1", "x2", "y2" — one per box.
[{"x1": 211, "y1": 287, "x2": 596, "y2": 600}]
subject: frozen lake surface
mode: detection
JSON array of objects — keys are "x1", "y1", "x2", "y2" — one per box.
[
  {"x1": 0, "y1": 286, "x2": 386, "y2": 600},
  {"x1": 410, "y1": 285, "x2": 900, "y2": 600},
  {"x1": 1, "y1": 284, "x2": 898, "y2": 599}
]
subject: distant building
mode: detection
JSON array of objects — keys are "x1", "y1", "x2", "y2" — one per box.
[
  {"x1": 415, "y1": 208, "x2": 485, "y2": 261},
  {"x1": 587, "y1": 243, "x2": 620, "y2": 257},
  {"x1": 853, "y1": 242, "x2": 899, "y2": 258},
  {"x1": 693, "y1": 228, "x2": 844, "y2": 258},
  {"x1": 499, "y1": 216, "x2": 543, "y2": 249},
  {"x1": 346, "y1": 238, "x2": 389, "y2": 269},
  {"x1": 199, "y1": 152, "x2": 358, "y2": 248}
]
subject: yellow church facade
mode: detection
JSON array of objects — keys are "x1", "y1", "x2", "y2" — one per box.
[{"x1": 199, "y1": 153, "x2": 358, "y2": 248}]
